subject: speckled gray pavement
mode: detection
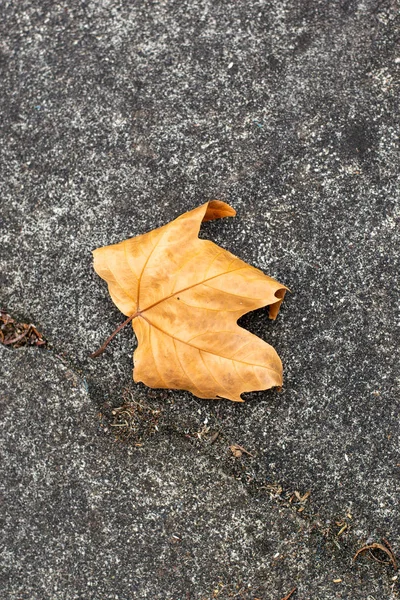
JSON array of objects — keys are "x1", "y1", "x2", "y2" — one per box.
[{"x1": 1, "y1": 1, "x2": 399, "y2": 599}]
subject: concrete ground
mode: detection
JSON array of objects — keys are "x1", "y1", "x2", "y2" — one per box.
[{"x1": 1, "y1": 0, "x2": 399, "y2": 598}]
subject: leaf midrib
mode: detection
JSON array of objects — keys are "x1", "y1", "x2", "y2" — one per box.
[{"x1": 138, "y1": 265, "x2": 248, "y2": 314}]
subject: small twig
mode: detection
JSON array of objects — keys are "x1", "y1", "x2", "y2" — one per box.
[
  {"x1": 353, "y1": 541, "x2": 397, "y2": 570},
  {"x1": 383, "y1": 538, "x2": 396, "y2": 556},
  {"x1": 280, "y1": 588, "x2": 296, "y2": 600},
  {"x1": 3, "y1": 329, "x2": 29, "y2": 345},
  {"x1": 90, "y1": 312, "x2": 138, "y2": 358}
]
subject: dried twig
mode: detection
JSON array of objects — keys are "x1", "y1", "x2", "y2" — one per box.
[
  {"x1": 3, "y1": 329, "x2": 30, "y2": 345},
  {"x1": 0, "y1": 311, "x2": 46, "y2": 348},
  {"x1": 280, "y1": 587, "x2": 296, "y2": 600},
  {"x1": 353, "y1": 540, "x2": 397, "y2": 570}
]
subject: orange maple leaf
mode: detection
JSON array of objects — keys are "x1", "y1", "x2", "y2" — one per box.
[{"x1": 92, "y1": 200, "x2": 286, "y2": 402}]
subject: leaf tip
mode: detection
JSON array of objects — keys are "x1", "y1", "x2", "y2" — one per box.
[
  {"x1": 269, "y1": 287, "x2": 287, "y2": 320},
  {"x1": 203, "y1": 200, "x2": 236, "y2": 222}
]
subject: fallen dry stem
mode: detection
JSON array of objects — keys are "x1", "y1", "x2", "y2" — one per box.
[
  {"x1": 280, "y1": 588, "x2": 296, "y2": 600},
  {"x1": 353, "y1": 541, "x2": 397, "y2": 570},
  {"x1": 3, "y1": 329, "x2": 29, "y2": 345}
]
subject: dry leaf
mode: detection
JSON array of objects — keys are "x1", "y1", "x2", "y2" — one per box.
[{"x1": 92, "y1": 200, "x2": 286, "y2": 401}]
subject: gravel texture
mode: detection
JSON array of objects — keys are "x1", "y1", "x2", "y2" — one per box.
[
  {"x1": 1, "y1": 0, "x2": 399, "y2": 598},
  {"x1": 1, "y1": 348, "x2": 398, "y2": 599}
]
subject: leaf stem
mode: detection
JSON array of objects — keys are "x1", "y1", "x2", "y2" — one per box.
[{"x1": 90, "y1": 312, "x2": 138, "y2": 358}]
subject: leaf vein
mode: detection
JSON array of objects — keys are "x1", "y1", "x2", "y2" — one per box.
[
  {"x1": 141, "y1": 266, "x2": 249, "y2": 313},
  {"x1": 198, "y1": 349, "x2": 233, "y2": 397},
  {"x1": 149, "y1": 325, "x2": 169, "y2": 388},
  {"x1": 140, "y1": 315, "x2": 280, "y2": 375},
  {"x1": 172, "y1": 338, "x2": 203, "y2": 396},
  {"x1": 136, "y1": 229, "x2": 167, "y2": 308}
]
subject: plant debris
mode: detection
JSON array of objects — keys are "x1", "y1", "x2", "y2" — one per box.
[
  {"x1": 229, "y1": 443, "x2": 254, "y2": 458},
  {"x1": 280, "y1": 587, "x2": 296, "y2": 600},
  {"x1": 288, "y1": 490, "x2": 311, "y2": 513},
  {"x1": 208, "y1": 430, "x2": 220, "y2": 444},
  {"x1": 0, "y1": 310, "x2": 46, "y2": 349},
  {"x1": 109, "y1": 397, "x2": 162, "y2": 445},
  {"x1": 353, "y1": 539, "x2": 398, "y2": 571}
]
